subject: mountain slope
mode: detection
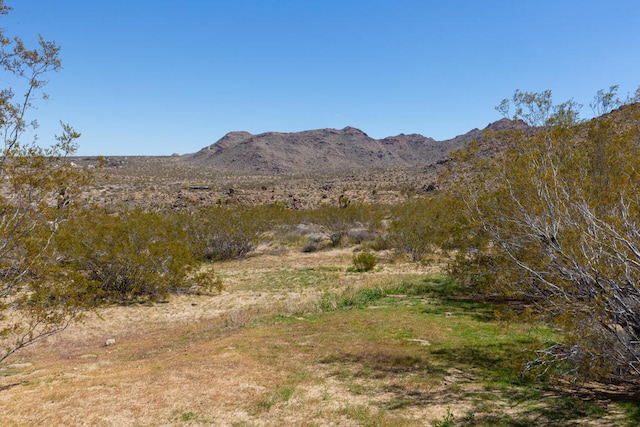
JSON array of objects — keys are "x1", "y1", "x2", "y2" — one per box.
[{"x1": 186, "y1": 122, "x2": 525, "y2": 175}]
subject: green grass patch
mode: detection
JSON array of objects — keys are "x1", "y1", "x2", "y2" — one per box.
[
  {"x1": 319, "y1": 274, "x2": 473, "y2": 312},
  {"x1": 261, "y1": 275, "x2": 636, "y2": 425},
  {"x1": 258, "y1": 386, "x2": 295, "y2": 411},
  {"x1": 320, "y1": 286, "x2": 387, "y2": 310},
  {"x1": 172, "y1": 271, "x2": 638, "y2": 426},
  {"x1": 387, "y1": 274, "x2": 461, "y2": 297},
  {"x1": 172, "y1": 410, "x2": 214, "y2": 424},
  {"x1": 619, "y1": 401, "x2": 640, "y2": 426}
]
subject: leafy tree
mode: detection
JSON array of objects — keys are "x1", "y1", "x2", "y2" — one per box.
[
  {"x1": 454, "y1": 87, "x2": 640, "y2": 382},
  {"x1": 0, "y1": 2, "x2": 90, "y2": 363}
]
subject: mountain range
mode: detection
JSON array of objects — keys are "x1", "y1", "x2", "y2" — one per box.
[{"x1": 186, "y1": 119, "x2": 528, "y2": 175}]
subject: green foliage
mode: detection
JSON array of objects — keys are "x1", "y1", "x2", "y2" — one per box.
[
  {"x1": 0, "y1": 2, "x2": 92, "y2": 363},
  {"x1": 387, "y1": 200, "x2": 433, "y2": 261},
  {"x1": 321, "y1": 275, "x2": 463, "y2": 312},
  {"x1": 454, "y1": 87, "x2": 640, "y2": 382},
  {"x1": 351, "y1": 252, "x2": 377, "y2": 272},
  {"x1": 388, "y1": 196, "x2": 468, "y2": 262},
  {"x1": 433, "y1": 406, "x2": 455, "y2": 427},
  {"x1": 259, "y1": 386, "x2": 295, "y2": 411},
  {"x1": 54, "y1": 208, "x2": 215, "y2": 303},
  {"x1": 389, "y1": 275, "x2": 461, "y2": 297},
  {"x1": 186, "y1": 205, "x2": 275, "y2": 261},
  {"x1": 320, "y1": 286, "x2": 386, "y2": 311}
]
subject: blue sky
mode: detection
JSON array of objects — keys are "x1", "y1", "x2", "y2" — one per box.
[{"x1": 3, "y1": 1, "x2": 639, "y2": 156}]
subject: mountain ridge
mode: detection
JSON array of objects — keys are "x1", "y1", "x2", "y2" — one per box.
[{"x1": 186, "y1": 121, "x2": 527, "y2": 175}]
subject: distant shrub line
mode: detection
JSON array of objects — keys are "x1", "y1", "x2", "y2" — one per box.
[{"x1": 47, "y1": 200, "x2": 458, "y2": 305}]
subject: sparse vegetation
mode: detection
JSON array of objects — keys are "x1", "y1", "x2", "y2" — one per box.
[
  {"x1": 0, "y1": 9, "x2": 636, "y2": 421},
  {"x1": 302, "y1": 203, "x2": 385, "y2": 247},
  {"x1": 1, "y1": 227, "x2": 638, "y2": 425},
  {"x1": 351, "y1": 251, "x2": 378, "y2": 272},
  {"x1": 434, "y1": 406, "x2": 455, "y2": 427}
]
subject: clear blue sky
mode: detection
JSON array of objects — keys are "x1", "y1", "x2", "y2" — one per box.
[{"x1": 3, "y1": 1, "x2": 639, "y2": 156}]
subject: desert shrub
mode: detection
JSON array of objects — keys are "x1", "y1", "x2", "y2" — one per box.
[
  {"x1": 387, "y1": 203, "x2": 432, "y2": 261},
  {"x1": 264, "y1": 202, "x2": 303, "y2": 226},
  {"x1": 0, "y1": 5, "x2": 98, "y2": 363},
  {"x1": 388, "y1": 196, "x2": 467, "y2": 262},
  {"x1": 454, "y1": 88, "x2": 640, "y2": 382},
  {"x1": 347, "y1": 228, "x2": 373, "y2": 244},
  {"x1": 186, "y1": 205, "x2": 275, "y2": 261},
  {"x1": 352, "y1": 252, "x2": 377, "y2": 272},
  {"x1": 303, "y1": 204, "x2": 384, "y2": 247},
  {"x1": 55, "y1": 208, "x2": 212, "y2": 303},
  {"x1": 302, "y1": 241, "x2": 320, "y2": 253},
  {"x1": 368, "y1": 235, "x2": 391, "y2": 251}
]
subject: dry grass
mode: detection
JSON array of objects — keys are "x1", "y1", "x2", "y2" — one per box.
[
  {"x1": 0, "y1": 249, "x2": 437, "y2": 426},
  {"x1": 0, "y1": 248, "x2": 637, "y2": 426}
]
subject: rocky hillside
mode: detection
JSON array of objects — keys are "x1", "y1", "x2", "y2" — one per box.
[{"x1": 186, "y1": 123, "x2": 523, "y2": 175}]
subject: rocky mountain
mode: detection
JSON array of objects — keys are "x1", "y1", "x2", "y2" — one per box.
[{"x1": 186, "y1": 120, "x2": 528, "y2": 175}]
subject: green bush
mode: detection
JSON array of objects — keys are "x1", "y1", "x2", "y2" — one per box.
[
  {"x1": 352, "y1": 252, "x2": 377, "y2": 272},
  {"x1": 55, "y1": 208, "x2": 215, "y2": 303},
  {"x1": 186, "y1": 205, "x2": 275, "y2": 261},
  {"x1": 388, "y1": 196, "x2": 467, "y2": 262},
  {"x1": 454, "y1": 88, "x2": 640, "y2": 382}
]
